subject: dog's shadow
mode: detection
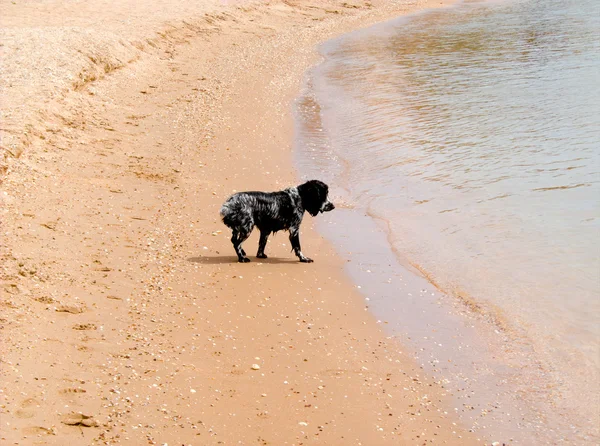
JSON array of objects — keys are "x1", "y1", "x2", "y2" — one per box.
[{"x1": 187, "y1": 255, "x2": 299, "y2": 265}]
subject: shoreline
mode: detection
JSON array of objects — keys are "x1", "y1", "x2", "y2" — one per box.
[
  {"x1": 293, "y1": 3, "x2": 600, "y2": 444},
  {"x1": 294, "y1": 51, "x2": 559, "y2": 443},
  {"x1": 0, "y1": 1, "x2": 489, "y2": 444}
]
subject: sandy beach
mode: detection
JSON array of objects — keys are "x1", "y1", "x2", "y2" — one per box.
[{"x1": 0, "y1": 0, "x2": 489, "y2": 444}]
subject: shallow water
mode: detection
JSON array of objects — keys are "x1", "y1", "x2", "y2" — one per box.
[{"x1": 294, "y1": 0, "x2": 600, "y2": 442}]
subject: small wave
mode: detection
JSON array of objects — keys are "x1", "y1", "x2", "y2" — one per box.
[
  {"x1": 487, "y1": 193, "x2": 511, "y2": 201},
  {"x1": 532, "y1": 183, "x2": 590, "y2": 192}
]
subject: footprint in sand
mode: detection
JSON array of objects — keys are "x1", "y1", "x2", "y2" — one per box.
[
  {"x1": 22, "y1": 426, "x2": 57, "y2": 436},
  {"x1": 20, "y1": 397, "x2": 40, "y2": 407},
  {"x1": 72, "y1": 323, "x2": 97, "y2": 330},
  {"x1": 34, "y1": 296, "x2": 55, "y2": 304},
  {"x1": 56, "y1": 303, "x2": 86, "y2": 314},
  {"x1": 14, "y1": 409, "x2": 35, "y2": 419},
  {"x1": 15, "y1": 397, "x2": 41, "y2": 419},
  {"x1": 59, "y1": 388, "x2": 87, "y2": 395}
]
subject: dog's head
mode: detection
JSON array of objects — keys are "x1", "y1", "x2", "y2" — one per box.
[{"x1": 297, "y1": 180, "x2": 335, "y2": 217}]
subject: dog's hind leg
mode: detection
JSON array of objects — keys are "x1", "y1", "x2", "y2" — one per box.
[
  {"x1": 289, "y1": 227, "x2": 313, "y2": 263},
  {"x1": 232, "y1": 229, "x2": 252, "y2": 263},
  {"x1": 231, "y1": 231, "x2": 243, "y2": 257},
  {"x1": 257, "y1": 229, "x2": 270, "y2": 259}
]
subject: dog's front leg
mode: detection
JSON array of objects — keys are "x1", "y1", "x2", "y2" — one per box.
[{"x1": 289, "y1": 228, "x2": 313, "y2": 263}]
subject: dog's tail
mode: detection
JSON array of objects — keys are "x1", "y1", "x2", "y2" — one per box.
[{"x1": 219, "y1": 195, "x2": 239, "y2": 229}]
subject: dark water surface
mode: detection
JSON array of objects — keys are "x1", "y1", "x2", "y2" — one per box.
[{"x1": 294, "y1": 0, "x2": 600, "y2": 442}]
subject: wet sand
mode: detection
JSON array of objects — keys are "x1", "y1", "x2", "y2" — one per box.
[{"x1": 0, "y1": 0, "x2": 487, "y2": 444}]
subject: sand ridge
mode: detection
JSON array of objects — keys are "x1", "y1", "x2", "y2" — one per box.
[{"x1": 1, "y1": 0, "x2": 484, "y2": 444}]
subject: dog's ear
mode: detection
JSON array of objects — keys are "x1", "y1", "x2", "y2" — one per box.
[{"x1": 298, "y1": 180, "x2": 328, "y2": 217}]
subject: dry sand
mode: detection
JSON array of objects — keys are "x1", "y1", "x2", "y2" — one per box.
[{"x1": 0, "y1": 0, "x2": 487, "y2": 444}]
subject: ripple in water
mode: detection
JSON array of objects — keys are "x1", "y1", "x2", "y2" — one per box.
[{"x1": 295, "y1": 0, "x2": 600, "y2": 442}]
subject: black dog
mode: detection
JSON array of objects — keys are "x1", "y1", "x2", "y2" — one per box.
[{"x1": 220, "y1": 180, "x2": 335, "y2": 263}]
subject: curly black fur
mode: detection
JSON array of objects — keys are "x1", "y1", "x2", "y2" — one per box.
[{"x1": 220, "y1": 180, "x2": 335, "y2": 263}]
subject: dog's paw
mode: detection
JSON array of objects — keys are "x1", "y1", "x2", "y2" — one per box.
[
  {"x1": 256, "y1": 253, "x2": 268, "y2": 259},
  {"x1": 300, "y1": 257, "x2": 314, "y2": 263},
  {"x1": 239, "y1": 257, "x2": 251, "y2": 263}
]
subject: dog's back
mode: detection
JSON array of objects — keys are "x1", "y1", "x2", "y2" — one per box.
[{"x1": 220, "y1": 190, "x2": 296, "y2": 231}]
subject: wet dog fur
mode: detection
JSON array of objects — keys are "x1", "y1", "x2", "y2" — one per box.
[{"x1": 220, "y1": 180, "x2": 335, "y2": 263}]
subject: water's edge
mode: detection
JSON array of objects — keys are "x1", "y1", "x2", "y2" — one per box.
[{"x1": 292, "y1": 1, "x2": 598, "y2": 443}]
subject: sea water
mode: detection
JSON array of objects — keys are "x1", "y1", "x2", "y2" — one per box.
[{"x1": 294, "y1": 0, "x2": 600, "y2": 442}]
